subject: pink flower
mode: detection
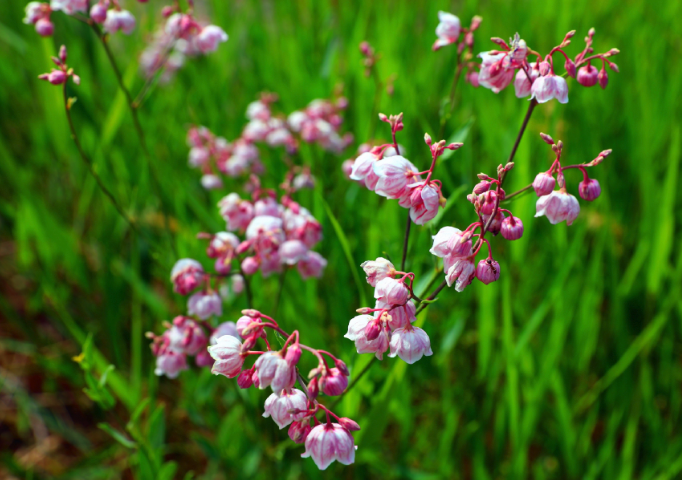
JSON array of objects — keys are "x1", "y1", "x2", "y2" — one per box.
[
  {"x1": 350, "y1": 152, "x2": 380, "y2": 190},
  {"x1": 50, "y1": 0, "x2": 87, "y2": 15},
  {"x1": 301, "y1": 423, "x2": 357, "y2": 470},
  {"x1": 297, "y1": 251, "x2": 327, "y2": 279},
  {"x1": 35, "y1": 17, "x2": 54, "y2": 36},
  {"x1": 531, "y1": 73, "x2": 568, "y2": 104},
  {"x1": 195, "y1": 349, "x2": 213, "y2": 367},
  {"x1": 445, "y1": 257, "x2": 476, "y2": 292},
  {"x1": 254, "y1": 197, "x2": 282, "y2": 217},
  {"x1": 207, "y1": 334, "x2": 245, "y2": 378},
  {"x1": 200, "y1": 174, "x2": 223, "y2": 190},
  {"x1": 89, "y1": 1, "x2": 108, "y2": 23},
  {"x1": 40, "y1": 69, "x2": 67, "y2": 85},
  {"x1": 236, "y1": 315, "x2": 266, "y2": 339},
  {"x1": 478, "y1": 52, "x2": 515, "y2": 93},
  {"x1": 360, "y1": 257, "x2": 395, "y2": 287},
  {"x1": 241, "y1": 256, "x2": 259, "y2": 275},
  {"x1": 289, "y1": 419, "x2": 312, "y2": 444},
  {"x1": 500, "y1": 216, "x2": 524, "y2": 240},
  {"x1": 373, "y1": 156, "x2": 421, "y2": 199},
  {"x1": 514, "y1": 63, "x2": 539, "y2": 98},
  {"x1": 246, "y1": 215, "x2": 285, "y2": 253},
  {"x1": 188, "y1": 146, "x2": 210, "y2": 167},
  {"x1": 254, "y1": 351, "x2": 297, "y2": 393},
  {"x1": 374, "y1": 277, "x2": 409, "y2": 305},
  {"x1": 207, "y1": 232, "x2": 239, "y2": 259},
  {"x1": 187, "y1": 291, "x2": 222, "y2": 319},
  {"x1": 154, "y1": 350, "x2": 188, "y2": 378},
  {"x1": 533, "y1": 172, "x2": 556, "y2": 196},
  {"x1": 430, "y1": 227, "x2": 471, "y2": 258},
  {"x1": 259, "y1": 251, "x2": 283, "y2": 277},
  {"x1": 283, "y1": 207, "x2": 322, "y2": 247},
  {"x1": 579, "y1": 178, "x2": 601, "y2": 201},
  {"x1": 389, "y1": 325, "x2": 433, "y2": 364},
  {"x1": 24, "y1": 2, "x2": 47, "y2": 24},
  {"x1": 103, "y1": 9, "x2": 136, "y2": 35},
  {"x1": 432, "y1": 11, "x2": 461, "y2": 51},
  {"x1": 577, "y1": 65, "x2": 599, "y2": 87},
  {"x1": 535, "y1": 189, "x2": 580, "y2": 225},
  {"x1": 375, "y1": 299, "x2": 416, "y2": 330},
  {"x1": 195, "y1": 25, "x2": 228, "y2": 53},
  {"x1": 341, "y1": 159, "x2": 354, "y2": 179},
  {"x1": 345, "y1": 315, "x2": 390, "y2": 360},
  {"x1": 482, "y1": 210, "x2": 505, "y2": 236},
  {"x1": 263, "y1": 388, "x2": 308, "y2": 429},
  {"x1": 170, "y1": 258, "x2": 205, "y2": 295},
  {"x1": 219, "y1": 193, "x2": 255, "y2": 231},
  {"x1": 167, "y1": 316, "x2": 207, "y2": 355},
  {"x1": 319, "y1": 368, "x2": 348, "y2": 396},
  {"x1": 279, "y1": 240, "x2": 309, "y2": 265},
  {"x1": 210, "y1": 321, "x2": 238, "y2": 345},
  {"x1": 246, "y1": 100, "x2": 270, "y2": 121},
  {"x1": 409, "y1": 183, "x2": 441, "y2": 225},
  {"x1": 476, "y1": 259, "x2": 500, "y2": 285}
]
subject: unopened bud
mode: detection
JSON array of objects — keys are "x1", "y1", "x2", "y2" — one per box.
[
  {"x1": 600, "y1": 149, "x2": 612, "y2": 158},
  {"x1": 490, "y1": 37, "x2": 509, "y2": 49},
  {"x1": 241, "y1": 309, "x2": 261, "y2": 318},
  {"x1": 355, "y1": 307, "x2": 372, "y2": 314},
  {"x1": 424, "y1": 133, "x2": 432, "y2": 145},
  {"x1": 237, "y1": 369, "x2": 254, "y2": 389},
  {"x1": 598, "y1": 67, "x2": 608, "y2": 89},
  {"x1": 335, "y1": 359, "x2": 350, "y2": 377},
  {"x1": 307, "y1": 377, "x2": 319, "y2": 399},
  {"x1": 565, "y1": 58, "x2": 576, "y2": 78},
  {"x1": 378, "y1": 113, "x2": 388, "y2": 122},
  {"x1": 285, "y1": 344, "x2": 301, "y2": 365},
  {"x1": 473, "y1": 181, "x2": 490, "y2": 194},
  {"x1": 447, "y1": 142, "x2": 463, "y2": 150},
  {"x1": 470, "y1": 15, "x2": 482, "y2": 31},
  {"x1": 339, "y1": 417, "x2": 361, "y2": 431},
  {"x1": 540, "y1": 132, "x2": 555, "y2": 145},
  {"x1": 59, "y1": 45, "x2": 67, "y2": 63},
  {"x1": 505, "y1": 162, "x2": 514, "y2": 171},
  {"x1": 241, "y1": 336, "x2": 257, "y2": 352},
  {"x1": 364, "y1": 319, "x2": 381, "y2": 341},
  {"x1": 607, "y1": 61, "x2": 619, "y2": 73}
]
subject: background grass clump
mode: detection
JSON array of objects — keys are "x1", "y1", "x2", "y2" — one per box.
[{"x1": 1, "y1": 0, "x2": 681, "y2": 478}]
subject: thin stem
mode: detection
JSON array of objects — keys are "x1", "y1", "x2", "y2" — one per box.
[
  {"x1": 415, "y1": 279, "x2": 448, "y2": 315},
  {"x1": 241, "y1": 270, "x2": 253, "y2": 309},
  {"x1": 401, "y1": 212, "x2": 411, "y2": 271},
  {"x1": 502, "y1": 184, "x2": 533, "y2": 202},
  {"x1": 62, "y1": 84, "x2": 138, "y2": 234}
]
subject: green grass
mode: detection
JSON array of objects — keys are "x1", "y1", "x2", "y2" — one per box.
[{"x1": 1, "y1": 0, "x2": 681, "y2": 478}]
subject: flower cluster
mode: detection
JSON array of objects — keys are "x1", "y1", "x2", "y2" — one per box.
[
  {"x1": 346, "y1": 258, "x2": 432, "y2": 364},
  {"x1": 473, "y1": 29, "x2": 619, "y2": 103},
  {"x1": 140, "y1": 5, "x2": 228, "y2": 82},
  {"x1": 24, "y1": 0, "x2": 137, "y2": 37},
  {"x1": 186, "y1": 93, "x2": 351, "y2": 189},
  {"x1": 431, "y1": 11, "x2": 485, "y2": 87},
  {"x1": 219, "y1": 184, "x2": 327, "y2": 280},
  {"x1": 346, "y1": 113, "x2": 462, "y2": 225},
  {"x1": 207, "y1": 310, "x2": 359, "y2": 470},
  {"x1": 38, "y1": 45, "x2": 80, "y2": 86},
  {"x1": 533, "y1": 132, "x2": 610, "y2": 225}
]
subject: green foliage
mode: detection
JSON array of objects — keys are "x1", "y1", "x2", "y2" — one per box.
[{"x1": 1, "y1": 0, "x2": 681, "y2": 478}]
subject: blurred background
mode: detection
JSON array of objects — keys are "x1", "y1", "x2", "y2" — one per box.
[{"x1": 1, "y1": 0, "x2": 681, "y2": 478}]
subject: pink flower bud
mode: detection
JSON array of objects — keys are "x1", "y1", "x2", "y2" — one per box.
[
  {"x1": 579, "y1": 178, "x2": 601, "y2": 201},
  {"x1": 466, "y1": 71, "x2": 479, "y2": 87},
  {"x1": 195, "y1": 25, "x2": 228, "y2": 53},
  {"x1": 598, "y1": 67, "x2": 608, "y2": 89},
  {"x1": 103, "y1": 9, "x2": 136, "y2": 35},
  {"x1": 187, "y1": 291, "x2": 222, "y2": 320},
  {"x1": 388, "y1": 325, "x2": 433, "y2": 364},
  {"x1": 535, "y1": 189, "x2": 580, "y2": 226},
  {"x1": 409, "y1": 182, "x2": 440, "y2": 225},
  {"x1": 335, "y1": 359, "x2": 350, "y2": 376},
  {"x1": 532, "y1": 172, "x2": 556, "y2": 197},
  {"x1": 319, "y1": 368, "x2": 348, "y2": 396},
  {"x1": 478, "y1": 51, "x2": 515, "y2": 93},
  {"x1": 90, "y1": 2, "x2": 108, "y2": 23},
  {"x1": 301, "y1": 423, "x2": 357, "y2": 470},
  {"x1": 285, "y1": 343, "x2": 302, "y2": 366},
  {"x1": 445, "y1": 257, "x2": 476, "y2": 292},
  {"x1": 338, "y1": 417, "x2": 361, "y2": 431},
  {"x1": 35, "y1": 18, "x2": 54, "y2": 36},
  {"x1": 195, "y1": 349, "x2": 213, "y2": 367},
  {"x1": 482, "y1": 211, "x2": 505, "y2": 236},
  {"x1": 307, "y1": 377, "x2": 319, "y2": 399},
  {"x1": 241, "y1": 256, "x2": 259, "y2": 275},
  {"x1": 263, "y1": 388, "x2": 307, "y2": 429},
  {"x1": 46, "y1": 69, "x2": 67, "y2": 85},
  {"x1": 564, "y1": 59, "x2": 576, "y2": 78},
  {"x1": 479, "y1": 190, "x2": 498, "y2": 215},
  {"x1": 297, "y1": 251, "x2": 327, "y2": 279},
  {"x1": 289, "y1": 420, "x2": 312, "y2": 444},
  {"x1": 374, "y1": 277, "x2": 409, "y2": 305},
  {"x1": 577, "y1": 65, "x2": 599, "y2": 87},
  {"x1": 279, "y1": 240, "x2": 308, "y2": 265},
  {"x1": 345, "y1": 314, "x2": 390, "y2": 360},
  {"x1": 500, "y1": 216, "x2": 524, "y2": 240},
  {"x1": 254, "y1": 351, "x2": 297, "y2": 393},
  {"x1": 476, "y1": 259, "x2": 500, "y2": 285},
  {"x1": 237, "y1": 368, "x2": 254, "y2": 388},
  {"x1": 170, "y1": 258, "x2": 205, "y2": 295},
  {"x1": 540, "y1": 132, "x2": 555, "y2": 145},
  {"x1": 207, "y1": 335, "x2": 244, "y2": 378},
  {"x1": 364, "y1": 318, "x2": 382, "y2": 341},
  {"x1": 473, "y1": 180, "x2": 490, "y2": 194}
]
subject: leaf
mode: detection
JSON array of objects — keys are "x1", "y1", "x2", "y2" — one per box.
[{"x1": 98, "y1": 422, "x2": 137, "y2": 449}]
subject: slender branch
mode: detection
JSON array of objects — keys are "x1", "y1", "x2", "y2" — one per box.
[
  {"x1": 502, "y1": 183, "x2": 533, "y2": 202},
  {"x1": 415, "y1": 279, "x2": 447, "y2": 315},
  {"x1": 504, "y1": 99, "x2": 538, "y2": 172},
  {"x1": 401, "y1": 212, "x2": 411, "y2": 271},
  {"x1": 62, "y1": 84, "x2": 139, "y2": 234}
]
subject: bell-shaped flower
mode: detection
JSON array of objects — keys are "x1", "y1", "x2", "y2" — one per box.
[
  {"x1": 207, "y1": 335, "x2": 244, "y2": 378},
  {"x1": 409, "y1": 182, "x2": 441, "y2": 225},
  {"x1": 209, "y1": 321, "x2": 238, "y2": 345},
  {"x1": 514, "y1": 63, "x2": 539, "y2": 98},
  {"x1": 533, "y1": 172, "x2": 556, "y2": 196},
  {"x1": 279, "y1": 240, "x2": 309, "y2": 265},
  {"x1": 319, "y1": 368, "x2": 349, "y2": 396},
  {"x1": 579, "y1": 178, "x2": 601, "y2": 201},
  {"x1": 535, "y1": 189, "x2": 580, "y2": 225},
  {"x1": 103, "y1": 9, "x2": 135, "y2": 34},
  {"x1": 170, "y1": 258, "x2": 205, "y2": 295},
  {"x1": 373, "y1": 156, "x2": 421, "y2": 200},
  {"x1": 218, "y1": 193, "x2": 254, "y2": 231},
  {"x1": 500, "y1": 216, "x2": 524, "y2": 240},
  {"x1": 531, "y1": 73, "x2": 568, "y2": 104},
  {"x1": 389, "y1": 325, "x2": 433, "y2": 364},
  {"x1": 297, "y1": 251, "x2": 327, "y2": 279},
  {"x1": 154, "y1": 350, "x2": 188, "y2": 378},
  {"x1": 349, "y1": 152, "x2": 381, "y2": 190},
  {"x1": 345, "y1": 315, "x2": 390, "y2": 360},
  {"x1": 187, "y1": 291, "x2": 222, "y2": 319},
  {"x1": 301, "y1": 423, "x2": 357, "y2": 470},
  {"x1": 432, "y1": 11, "x2": 461, "y2": 50},
  {"x1": 360, "y1": 257, "x2": 395, "y2": 287},
  {"x1": 476, "y1": 259, "x2": 500, "y2": 285},
  {"x1": 254, "y1": 350, "x2": 297, "y2": 393},
  {"x1": 445, "y1": 257, "x2": 476, "y2": 292},
  {"x1": 374, "y1": 277, "x2": 409, "y2": 305},
  {"x1": 263, "y1": 388, "x2": 308, "y2": 429},
  {"x1": 195, "y1": 25, "x2": 228, "y2": 53},
  {"x1": 478, "y1": 52, "x2": 516, "y2": 93}
]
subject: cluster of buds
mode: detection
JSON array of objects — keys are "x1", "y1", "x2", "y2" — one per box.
[
  {"x1": 148, "y1": 316, "x2": 239, "y2": 378},
  {"x1": 218, "y1": 185, "x2": 327, "y2": 279},
  {"x1": 533, "y1": 132, "x2": 610, "y2": 225},
  {"x1": 345, "y1": 113, "x2": 460, "y2": 225},
  {"x1": 287, "y1": 98, "x2": 354, "y2": 153},
  {"x1": 140, "y1": 5, "x2": 228, "y2": 82},
  {"x1": 346, "y1": 258, "x2": 432, "y2": 363},
  {"x1": 473, "y1": 29, "x2": 618, "y2": 103},
  {"x1": 24, "y1": 0, "x2": 138, "y2": 37},
  {"x1": 38, "y1": 45, "x2": 80, "y2": 86},
  {"x1": 207, "y1": 310, "x2": 359, "y2": 470},
  {"x1": 359, "y1": 41, "x2": 378, "y2": 77}
]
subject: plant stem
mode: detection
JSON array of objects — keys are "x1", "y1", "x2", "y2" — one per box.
[
  {"x1": 502, "y1": 183, "x2": 533, "y2": 202},
  {"x1": 401, "y1": 212, "x2": 411, "y2": 271},
  {"x1": 241, "y1": 270, "x2": 253, "y2": 309},
  {"x1": 62, "y1": 84, "x2": 138, "y2": 234}
]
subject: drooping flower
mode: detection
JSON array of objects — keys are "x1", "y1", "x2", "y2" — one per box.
[
  {"x1": 218, "y1": 193, "x2": 254, "y2": 231},
  {"x1": 297, "y1": 251, "x2": 327, "y2": 279},
  {"x1": 195, "y1": 25, "x2": 228, "y2": 53},
  {"x1": 254, "y1": 350, "x2": 297, "y2": 393},
  {"x1": 514, "y1": 63, "x2": 539, "y2": 98},
  {"x1": 262, "y1": 388, "x2": 308, "y2": 429},
  {"x1": 388, "y1": 325, "x2": 433, "y2": 364},
  {"x1": 432, "y1": 11, "x2": 461, "y2": 51},
  {"x1": 360, "y1": 257, "x2": 395, "y2": 287},
  {"x1": 345, "y1": 315, "x2": 390, "y2": 360},
  {"x1": 102, "y1": 9, "x2": 136, "y2": 35},
  {"x1": 170, "y1": 258, "x2": 205, "y2": 295},
  {"x1": 187, "y1": 291, "x2": 222, "y2": 319},
  {"x1": 533, "y1": 172, "x2": 556, "y2": 196},
  {"x1": 531, "y1": 73, "x2": 568, "y2": 104},
  {"x1": 374, "y1": 277, "x2": 409, "y2": 306},
  {"x1": 207, "y1": 335, "x2": 244, "y2": 378},
  {"x1": 301, "y1": 423, "x2": 357, "y2": 470},
  {"x1": 577, "y1": 65, "x2": 599, "y2": 87},
  {"x1": 209, "y1": 321, "x2": 238, "y2": 345},
  {"x1": 476, "y1": 259, "x2": 500, "y2": 285},
  {"x1": 373, "y1": 156, "x2": 422, "y2": 199},
  {"x1": 408, "y1": 182, "x2": 441, "y2": 225},
  {"x1": 478, "y1": 52, "x2": 515, "y2": 93},
  {"x1": 318, "y1": 368, "x2": 349, "y2": 396},
  {"x1": 349, "y1": 152, "x2": 381, "y2": 190},
  {"x1": 154, "y1": 350, "x2": 188, "y2": 378},
  {"x1": 579, "y1": 178, "x2": 601, "y2": 201},
  {"x1": 445, "y1": 257, "x2": 476, "y2": 292},
  {"x1": 500, "y1": 216, "x2": 524, "y2": 240},
  {"x1": 279, "y1": 240, "x2": 309, "y2": 265},
  {"x1": 535, "y1": 189, "x2": 580, "y2": 225}
]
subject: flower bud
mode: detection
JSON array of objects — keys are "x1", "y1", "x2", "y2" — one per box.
[
  {"x1": 579, "y1": 178, "x2": 601, "y2": 201},
  {"x1": 319, "y1": 368, "x2": 348, "y2": 396},
  {"x1": 335, "y1": 359, "x2": 350, "y2": 377},
  {"x1": 307, "y1": 377, "x2": 319, "y2": 399},
  {"x1": 540, "y1": 132, "x2": 555, "y2": 145},
  {"x1": 476, "y1": 259, "x2": 500, "y2": 285},
  {"x1": 285, "y1": 343, "x2": 302, "y2": 365},
  {"x1": 479, "y1": 190, "x2": 498, "y2": 215},
  {"x1": 90, "y1": 2, "x2": 108, "y2": 23},
  {"x1": 241, "y1": 336, "x2": 257, "y2": 352},
  {"x1": 237, "y1": 368, "x2": 254, "y2": 388},
  {"x1": 473, "y1": 180, "x2": 490, "y2": 194},
  {"x1": 241, "y1": 256, "x2": 259, "y2": 275},
  {"x1": 35, "y1": 18, "x2": 54, "y2": 37},
  {"x1": 364, "y1": 318, "x2": 382, "y2": 341},
  {"x1": 598, "y1": 66, "x2": 608, "y2": 89},
  {"x1": 338, "y1": 417, "x2": 361, "y2": 431},
  {"x1": 577, "y1": 65, "x2": 599, "y2": 87},
  {"x1": 564, "y1": 59, "x2": 576, "y2": 78},
  {"x1": 532, "y1": 172, "x2": 556, "y2": 197},
  {"x1": 500, "y1": 216, "x2": 524, "y2": 240},
  {"x1": 288, "y1": 420, "x2": 312, "y2": 444}
]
